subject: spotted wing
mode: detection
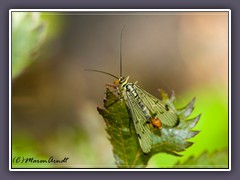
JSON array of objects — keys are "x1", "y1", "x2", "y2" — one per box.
[
  {"x1": 135, "y1": 85, "x2": 179, "y2": 127},
  {"x1": 125, "y1": 89, "x2": 152, "y2": 153}
]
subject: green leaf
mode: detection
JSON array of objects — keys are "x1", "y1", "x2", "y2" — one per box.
[
  {"x1": 12, "y1": 134, "x2": 54, "y2": 168},
  {"x1": 97, "y1": 88, "x2": 200, "y2": 168},
  {"x1": 12, "y1": 12, "x2": 47, "y2": 79},
  {"x1": 174, "y1": 148, "x2": 228, "y2": 168}
]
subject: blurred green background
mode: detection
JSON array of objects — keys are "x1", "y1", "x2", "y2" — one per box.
[{"x1": 11, "y1": 11, "x2": 229, "y2": 168}]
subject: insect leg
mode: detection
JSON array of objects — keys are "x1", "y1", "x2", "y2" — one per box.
[
  {"x1": 106, "y1": 97, "x2": 122, "y2": 108},
  {"x1": 106, "y1": 83, "x2": 117, "y2": 88}
]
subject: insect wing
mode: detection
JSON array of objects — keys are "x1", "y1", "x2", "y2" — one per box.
[
  {"x1": 135, "y1": 85, "x2": 179, "y2": 127},
  {"x1": 125, "y1": 88, "x2": 152, "y2": 153}
]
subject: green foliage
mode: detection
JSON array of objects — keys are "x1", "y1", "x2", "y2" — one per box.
[
  {"x1": 174, "y1": 148, "x2": 228, "y2": 168},
  {"x1": 97, "y1": 89, "x2": 149, "y2": 168},
  {"x1": 98, "y1": 88, "x2": 200, "y2": 168},
  {"x1": 157, "y1": 86, "x2": 229, "y2": 167},
  {"x1": 12, "y1": 12, "x2": 47, "y2": 78},
  {"x1": 12, "y1": 134, "x2": 53, "y2": 168}
]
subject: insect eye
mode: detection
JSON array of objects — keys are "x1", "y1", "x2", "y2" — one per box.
[{"x1": 119, "y1": 77, "x2": 125, "y2": 84}]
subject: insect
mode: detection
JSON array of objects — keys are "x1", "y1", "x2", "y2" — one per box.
[{"x1": 85, "y1": 26, "x2": 179, "y2": 153}]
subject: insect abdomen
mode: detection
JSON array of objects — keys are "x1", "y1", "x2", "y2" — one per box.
[
  {"x1": 125, "y1": 84, "x2": 151, "y2": 118},
  {"x1": 151, "y1": 117, "x2": 162, "y2": 129}
]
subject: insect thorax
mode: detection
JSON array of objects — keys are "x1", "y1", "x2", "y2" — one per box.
[{"x1": 123, "y1": 83, "x2": 151, "y2": 120}]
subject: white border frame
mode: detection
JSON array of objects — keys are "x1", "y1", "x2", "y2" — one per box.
[{"x1": 9, "y1": 9, "x2": 231, "y2": 171}]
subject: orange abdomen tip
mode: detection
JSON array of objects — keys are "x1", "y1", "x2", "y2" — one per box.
[{"x1": 151, "y1": 117, "x2": 162, "y2": 129}]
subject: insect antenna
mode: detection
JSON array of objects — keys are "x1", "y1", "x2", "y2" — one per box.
[
  {"x1": 84, "y1": 69, "x2": 119, "y2": 79},
  {"x1": 120, "y1": 25, "x2": 125, "y2": 77}
]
